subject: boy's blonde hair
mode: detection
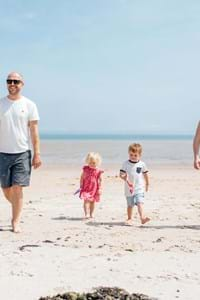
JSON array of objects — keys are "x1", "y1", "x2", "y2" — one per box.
[
  {"x1": 128, "y1": 143, "x2": 142, "y2": 154},
  {"x1": 85, "y1": 152, "x2": 102, "y2": 166}
]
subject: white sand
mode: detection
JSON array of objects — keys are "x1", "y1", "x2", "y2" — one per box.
[{"x1": 1, "y1": 164, "x2": 200, "y2": 300}]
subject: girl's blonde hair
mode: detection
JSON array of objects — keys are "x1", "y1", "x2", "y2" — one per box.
[{"x1": 85, "y1": 152, "x2": 102, "y2": 166}]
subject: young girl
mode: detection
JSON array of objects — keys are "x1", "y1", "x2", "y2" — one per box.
[{"x1": 80, "y1": 152, "x2": 103, "y2": 219}]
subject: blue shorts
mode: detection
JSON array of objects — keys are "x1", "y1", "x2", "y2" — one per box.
[
  {"x1": 126, "y1": 193, "x2": 144, "y2": 207},
  {"x1": 0, "y1": 151, "x2": 32, "y2": 188}
]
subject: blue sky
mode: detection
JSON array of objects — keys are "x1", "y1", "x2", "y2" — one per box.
[{"x1": 0, "y1": 0, "x2": 199, "y2": 134}]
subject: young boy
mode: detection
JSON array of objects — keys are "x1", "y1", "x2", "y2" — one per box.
[{"x1": 120, "y1": 143, "x2": 150, "y2": 226}]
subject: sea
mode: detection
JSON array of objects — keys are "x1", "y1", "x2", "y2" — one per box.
[{"x1": 40, "y1": 134, "x2": 194, "y2": 166}]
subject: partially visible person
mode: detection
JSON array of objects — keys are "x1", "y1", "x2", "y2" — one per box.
[
  {"x1": 193, "y1": 121, "x2": 200, "y2": 170},
  {"x1": 0, "y1": 72, "x2": 42, "y2": 233},
  {"x1": 79, "y1": 152, "x2": 104, "y2": 219},
  {"x1": 120, "y1": 143, "x2": 150, "y2": 226}
]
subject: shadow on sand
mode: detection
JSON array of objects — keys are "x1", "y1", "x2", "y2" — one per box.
[
  {"x1": 52, "y1": 216, "x2": 84, "y2": 221},
  {"x1": 86, "y1": 222, "x2": 200, "y2": 230}
]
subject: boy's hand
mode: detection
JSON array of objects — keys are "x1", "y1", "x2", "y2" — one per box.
[{"x1": 120, "y1": 171, "x2": 127, "y2": 180}]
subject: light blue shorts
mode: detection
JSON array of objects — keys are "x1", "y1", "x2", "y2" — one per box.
[{"x1": 126, "y1": 193, "x2": 144, "y2": 207}]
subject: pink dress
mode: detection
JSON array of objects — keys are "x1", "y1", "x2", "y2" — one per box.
[{"x1": 80, "y1": 166, "x2": 104, "y2": 202}]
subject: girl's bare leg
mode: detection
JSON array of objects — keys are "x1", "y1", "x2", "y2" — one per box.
[
  {"x1": 83, "y1": 201, "x2": 90, "y2": 219},
  {"x1": 89, "y1": 201, "x2": 95, "y2": 218}
]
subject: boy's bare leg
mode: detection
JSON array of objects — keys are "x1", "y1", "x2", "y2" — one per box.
[
  {"x1": 89, "y1": 201, "x2": 95, "y2": 218},
  {"x1": 2, "y1": 187, "x2": 13, "y2": 204},
  {"x1": 137, "y1": 203, "x2": 150, "y2": 224},
  {"x1": 11, "y1": 185, "x2": 23, "y2": 233},
  {"x1": 83, "y1": 201, "x2": 90, "y2": 219},
  {"x1": 127, "y1": 206, "x2": 133, "y2": 220},
  {"x1": 125, "y1": 206, "x2": 134, "y2": 225}
]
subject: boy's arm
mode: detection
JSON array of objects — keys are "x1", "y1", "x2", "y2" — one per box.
[
  {"x1": 143, "y1": 172, "x2": 149, "y2": 192},
  {"x1": 193, "y1": 121, "x2": 200, "y2": 169}
]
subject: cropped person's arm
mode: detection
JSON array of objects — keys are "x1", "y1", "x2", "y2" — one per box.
[
  {"x1": 193, "y1": 121, "x2": 200, "y2": 169},
  {"x1": 143, "y1": 172, "x2": 149, "y2": 192},
  {"x1": 29, "y1": 120, "x2": 42, "y2": 169}
]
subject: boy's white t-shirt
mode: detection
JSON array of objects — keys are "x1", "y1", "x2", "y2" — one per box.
[
  {"x1": 0, "y1": 96, "x2": 40, "y2": 154},
  {"x1": 120, "y1": 160, "x2": 148, "y2": 196}
]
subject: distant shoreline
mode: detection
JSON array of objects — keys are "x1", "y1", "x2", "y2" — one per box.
[{"x1": 40, "y1": 133, "x2": 193, "y2": 141}]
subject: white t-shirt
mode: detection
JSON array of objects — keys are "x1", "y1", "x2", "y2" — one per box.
[
  {"x1": 120, "y1": 160, "x2": 148, "y2": 196},
  {"x1": 0, "y1": 96, "x2": 40, "y2": 153}
]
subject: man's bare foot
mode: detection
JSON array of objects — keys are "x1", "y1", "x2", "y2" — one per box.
[
  {"x1": 124, "y1": 219, "x2": 133, "y2": 226},
  {"x1": 11, "y1": 220, "x2": 22, "y2": 233},
  {"x1": 141, "y1": 217, "x2": 150, "y2": 225}
]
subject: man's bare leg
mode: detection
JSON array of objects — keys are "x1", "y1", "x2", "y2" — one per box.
[
  {"x1": 11, "y1": 185, "x2": 23, "y2": 233},
  {"x1": 2, "y1": 187, "x2": 13, "y2": 203}
]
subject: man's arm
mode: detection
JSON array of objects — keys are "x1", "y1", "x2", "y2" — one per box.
[
  {"x1": 193, "y1": 121, "x2": 200, "y2": 170},
  {"x1": 29, "y1": 120, "x2": 42, "y2": 169}
]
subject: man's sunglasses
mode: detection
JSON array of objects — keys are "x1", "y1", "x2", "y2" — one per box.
[{"x1": 7, "y1": 79, "x2": 21, "y2": 85}]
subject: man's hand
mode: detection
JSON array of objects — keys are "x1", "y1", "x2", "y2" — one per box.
[
  {"x1": 194, "y1": 156, "x2": 200, "y2": 170},
  {"x1": 32, "y1": 153, "x2": 42, "y2": 169}
]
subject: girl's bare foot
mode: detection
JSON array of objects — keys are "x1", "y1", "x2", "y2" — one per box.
[
  {"x1": 11, "y1": 220, "x2": 22, "y2": 233},
  {"x1": 141, "y1": 217, "x2": 150, "y2": 225}
]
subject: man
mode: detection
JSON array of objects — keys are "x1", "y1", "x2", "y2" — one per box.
[
  {"x1": 0, "y1": 72, "x2": 42, "y2": 233},
  {"x1": 193, "y1": 121, "x2": 200, "y2": 170}
]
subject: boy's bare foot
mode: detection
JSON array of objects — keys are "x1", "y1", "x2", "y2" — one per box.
[
  {"x1": 124, "y1": 219, "x2": 133, "y2": 226},
  {"x1": 141, "y1": 217, "x2": 150, "y2": 225},
  {"x1": 11, "y1": 220, "x2": 22, "y2": 233},
  {"x1": 83, "y1": 215, "x2": 90, "y2": 220}
]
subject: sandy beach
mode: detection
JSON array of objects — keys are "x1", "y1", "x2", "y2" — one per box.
[{"x1": 1, "y1": 140, "x2": 200, "y2": 300}]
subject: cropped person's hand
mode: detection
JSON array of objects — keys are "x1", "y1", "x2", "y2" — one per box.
[
  {"x1": 32, "y1": 154, "x2": 42, "y2": 169},
  {"x1": 194, "y1": 156, "x2": 200, "y2": 170},
  {"x1": 145, "y1": 184, "x2": 149, "y2": 192}
]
